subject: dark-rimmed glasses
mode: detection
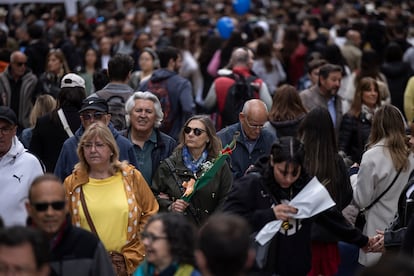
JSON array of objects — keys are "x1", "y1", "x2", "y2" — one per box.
[
  {"x1": 184, "y1": 126, "x2": 206, "y2": 136},
  {"x1": 31, "y1": 201, "x2": 65, "y2": 212},
  {"x1": 81, "y1": 112, "x2": 106, "y2": 121},
  {"x1": 140, "y1": 232, "x2": 168, "y2": 243}
]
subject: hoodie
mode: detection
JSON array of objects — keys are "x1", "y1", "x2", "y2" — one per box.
[{"x1": 0, "y1": 136, "x2": 44, "y2": 226}]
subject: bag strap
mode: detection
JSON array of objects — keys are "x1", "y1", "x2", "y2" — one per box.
[
  {"x1": 57, "y1": 108, "x2": 74, "y2": 137},
  {"x1": 79, "y1": 187, "x2": 98, "y2": 235},
  {"x1": 164, "y1": 158, "x2": 201, "y2": 225},
  {"x1": 363, "y1": 169, "x2": 402, "y2": 211}
]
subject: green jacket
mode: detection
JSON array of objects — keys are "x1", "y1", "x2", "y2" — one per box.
[{"x1": 152, "y1": 149, "x2": 232, "y2": 226}]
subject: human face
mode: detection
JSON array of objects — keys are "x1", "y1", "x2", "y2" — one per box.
[
  {"x1": 139, "y1": 52, "x2": 155, "y2": 73},
  {"x1": 10, "y1": 54, "x2": 27, "y2": 79},
  {"x1": 320, "y1": 71, "x2": 341, "y2": 97},
  {"x1": 80, "y1": 110, "x2": 110, "y2": 129},
  {"x1": 142, "y1": 220, "x2": 172, "y2": 271},
  {"x1": 240, "y1": 112, "x2": 267, "y2": 141},
  {"x1": 184, "y1": 120, "x2": 209, "y2": 153},
  {"x1": 361, "y1": 83, "x2": 379, "y2": 109},
  {"x1": 0, "y1": 120, "x2": 17, "y2": 157},
  {"x1": 0, "y1": 242, "x2": 48, "y2": 276},
  {"x1": 309, "y1": 68, "x2": 320, "y2": 85},
  {"x1": 173, "y1": 55, "x2": 182, "y2": 73},
  {"x1": 130, "y1": 99, "x2": 156, "y2": 134},
  {"x1": 47, "y1": 54, "x2": 62, "y2": 74},
  {"x1": 272, "y1": 161, "x2": 301, "y2": 189},
  {"x1": 85, "y1": 49, "x2": 97, "y2": 67},
  {"x1": 135, "y1": 34, "x2": 151, "y2": 50},
  {"x1": 26, "y1": 180, "x2": 67, "y2": 238},
  {"x1": 82, "y1": 136, "x2": 112, "y2": 168}
]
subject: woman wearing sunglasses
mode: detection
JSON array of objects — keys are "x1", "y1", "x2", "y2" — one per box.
[
  {"x1": 64, "y1": 122, "x2": 159, "y2": 275},
  {"x1": 152, "y1": 115, "x2": 233, "y2": 226}
]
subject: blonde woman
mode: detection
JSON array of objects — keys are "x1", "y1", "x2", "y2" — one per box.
[
  {"x1": 19, "y1": 94, "x2": 56, "y2": 148},
  {"x1": 64, "y1": 122, "x2": 159, "y2": 275},
  {"x1": 353, "y1": 105, "x2": 414, "y2": 266}
]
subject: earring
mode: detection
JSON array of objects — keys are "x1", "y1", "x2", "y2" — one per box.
[{"x1": 110, "y1": 153, "x2": 114, "y2": 156}]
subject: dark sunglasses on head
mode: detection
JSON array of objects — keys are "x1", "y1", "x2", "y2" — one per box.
[
  {"x1": 81, "y1": 112, "x2": 106, "y2": 121},
  {"x1": 184, "y1": 126, "x2": 206, "y2": 136},
  {"x1": 32, "y1": 201, "x2": 65, "y2": 212}
]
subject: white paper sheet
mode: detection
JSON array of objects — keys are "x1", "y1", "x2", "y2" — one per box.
[{"x1": 255, "y1": 177, "x2": 336, "y2": 245}]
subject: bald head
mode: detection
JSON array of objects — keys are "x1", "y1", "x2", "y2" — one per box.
[
  {"x1": 346, "y1": 30, "x2": 361, "y2": 46},
  {"x1": 230, "y1": 48, "x2": 250, "y2": 67},
  {"x1": 239, "y1": 99, "x2": 268, "y2": 140},
  {"x1": 10, "y1": 51, "x2": 26, "y2": 63}
]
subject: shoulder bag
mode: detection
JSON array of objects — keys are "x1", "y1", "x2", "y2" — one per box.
[
  {"x1": 355, "y1": 169, "x2": 402, "y2": 230},
  {"x1": 80, "y1": 188, "x2": 128, "y2": 276}
]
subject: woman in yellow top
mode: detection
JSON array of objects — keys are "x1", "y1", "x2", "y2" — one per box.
[{"x1": 64, "y1": 122, "x2": 159, "y2": 275}]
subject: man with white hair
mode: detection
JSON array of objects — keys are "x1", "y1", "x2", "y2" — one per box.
[{"x1": 123, "y1": 91, "x2": 176, "y2": 186}]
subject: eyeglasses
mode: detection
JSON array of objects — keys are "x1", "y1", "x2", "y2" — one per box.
[
  {"x1": 31, "y1": 201, "x2": 65, "y2": 212},
  {"x1": 184, "y1": 126, "x2": 206, "y2": 136},
  {"x1": 140, "y1": 232, "x2": 168, "y2": 243},
  {"x1": 82, "y1": 142, "x2": 107, "y2": 150},
  {"x1": 0, "y1": 127, "x2": 14, "y2": 135},
  {"x1": 81, "y1": 112, "x2": 106, "y2": 121},
  {"x1": 14, "y1": 62, "x2": 27, "y2": 67},
  {"x1": 244, "y1": 116, "x2": 264, "y2": 129}
]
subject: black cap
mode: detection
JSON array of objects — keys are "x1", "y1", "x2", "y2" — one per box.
[
  {"x1": 79, "y1": 97, "x2": 108, "y2": 113},
  {"x1": 0, "y1": 106, "x2": 17, "y2": 125}
]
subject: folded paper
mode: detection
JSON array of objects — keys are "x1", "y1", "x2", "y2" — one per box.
[{"x1": 255, "y1": 177, "x2": 336, "y2": 245}]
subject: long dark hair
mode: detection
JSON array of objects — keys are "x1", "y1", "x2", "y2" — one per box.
[{"x1": 297, "y1": 107, "x2": 340, "y2": 200}]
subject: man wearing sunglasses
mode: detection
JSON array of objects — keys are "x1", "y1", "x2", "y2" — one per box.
[
  {"x1": 0, "y1": 106, "x2": 44, "y2": 227},
  {"x1": 26, "y1": 174, "x2": 115, "y2": 275},
  {"x1": 54, "y1": 97, "x2": 138, "y2": 181},
  {"x1": 0, "y1": 51, "x2": 37, "y2": 131},
  {"x1": 217, "y1": 99, "x2": 276, "y2": 180}
]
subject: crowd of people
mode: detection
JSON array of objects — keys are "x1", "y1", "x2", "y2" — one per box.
[{"x1": 2, "y1": 0, "x2": 414, "y2": 275}]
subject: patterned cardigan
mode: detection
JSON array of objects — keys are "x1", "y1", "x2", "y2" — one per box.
[{"x1": 64, "y1": 163, "x2": 159, "y2": 274}]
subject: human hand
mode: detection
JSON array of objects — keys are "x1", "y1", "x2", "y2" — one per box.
[
  {"x1": 158, "y1": 192, "x2": 169, "y2": 200},
  {"x1": 363, "y1": 231, "x2": 384, "y2": 253},
  {"x1": 170, "y1": 199, "x2": 189, "y2": 213},
  {"x1": 369, "y1": 230, "x2": 385, "y2": 253},
  {"x1": 272, "y1": 204, "x2": 298, "y2": 221}
]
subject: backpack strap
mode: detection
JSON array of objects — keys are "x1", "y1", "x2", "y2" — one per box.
[{"x1": 57, "y1": 108, "x2": 74, "y2": 137}]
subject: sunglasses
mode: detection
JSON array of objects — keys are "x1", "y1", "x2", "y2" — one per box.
[
  {"x1": 31, "y1": 201, "x2": 65, "y2": 212},
  {"x1": 184, "y1": 126, "x2": 206, "y2": 136},
  {"x1": 81, "y1": 112, "x2": 106, "y2": 121},
  {"x1": 14, "y1": 62, "x2": 27, "y2": 67}
]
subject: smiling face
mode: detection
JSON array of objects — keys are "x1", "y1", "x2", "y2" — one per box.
[
  {"x1": 26, "y1": 179, "x2": 68, "y2": 238},
  {"x1": 130, "y1": 99, "x2": 156, "y2": 134},
  {"x1": 142, "y1": 220, "x2": 172, "y2": 270},
  {"x1": 361, "y1": 83, "x2": 379, "y2": 108}
]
